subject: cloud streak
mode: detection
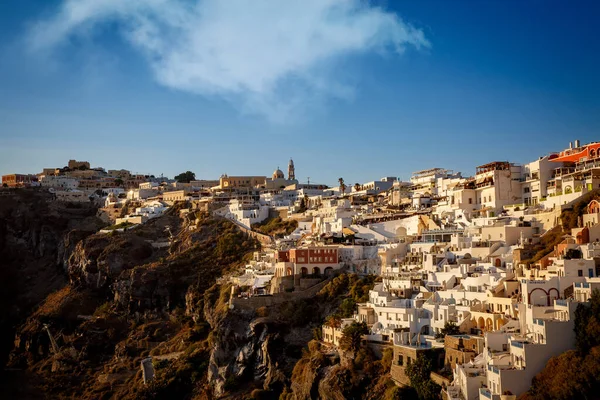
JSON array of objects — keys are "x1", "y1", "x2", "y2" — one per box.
[{"x1": 28, "y1": 0, "x2": 429, "y2": 123}]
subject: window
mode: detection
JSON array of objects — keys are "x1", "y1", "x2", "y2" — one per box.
[
  {"x1": 468, "y1": 198, "x2": 472, "y2": 204},
  {"x1": 578, "y1": 270, "x2": 583, "y2": 277},
  {"x1": 398, "y1": 355, "x2": 404, "y2": 366}
]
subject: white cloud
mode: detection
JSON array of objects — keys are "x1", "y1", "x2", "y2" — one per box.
[{"x1": 28, "y1": 0, "x2": 429, "y2": 123}]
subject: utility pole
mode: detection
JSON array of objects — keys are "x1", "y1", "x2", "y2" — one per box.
[{"x1": 43, "y1": 324, "x2": 60, "y2": 354}]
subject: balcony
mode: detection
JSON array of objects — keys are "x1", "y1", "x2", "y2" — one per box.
[
  {"x1": 487, "y1": 365, "x2": 500, "y2": 374},
  {"x1": 511, "y1": 341, "x2": 525, "y2": 349},
  {"x1": 480, "y1": 388, "x2": 492, "y2": 399}
]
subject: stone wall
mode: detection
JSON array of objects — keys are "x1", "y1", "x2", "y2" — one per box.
[
  {"x1": 390, "y1": 347, "x2": 445, "y2": 386},
  {"x1": 444, "y1": 347, "x2": 476, "y2": 370},
  {"x1": 430, "y1": 371, "x2": 451, "y2": 388},
  {"x1": 390, "y1": 346, "x2": 420, "y2": 386},
  {"x1": 443, "y1": 335, "x2": 481, "y2": 369},
  {"x1": 231, "y1": 277, "x2": 332, "y2": 311},
  {"x1": 366, "y1": 341, "x2": 391, "y2": 359},
  {"x1": 219, "y1": 214, "x2": 274, "y2": 246}
]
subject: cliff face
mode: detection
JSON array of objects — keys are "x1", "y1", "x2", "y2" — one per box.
[
  {"x1": 0, "y1": 191, "x2": 103, "y2": 375},
  {"x1": 2, "y1": 197, "x2": 266, "y2": 399}
]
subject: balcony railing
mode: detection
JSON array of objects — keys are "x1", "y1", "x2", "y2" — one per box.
[
  {"x1": 480, "y1": 388, "x2": 492, "y2": 399},
  {"x1": 511, "y1": 341, "x2": 525, "y2": 349}
]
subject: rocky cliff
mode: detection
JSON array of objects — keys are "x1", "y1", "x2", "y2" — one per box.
[{"x1": 0, "y1": 189, "x2": 103, "y2": 393}]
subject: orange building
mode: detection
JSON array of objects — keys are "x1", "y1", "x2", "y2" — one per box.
[
  {"x1": 2, "y1": 174, "x2": 38, "y2": 187},
  {"x1": 549, "y1": 140, "x2": 600, "y2": 163}
]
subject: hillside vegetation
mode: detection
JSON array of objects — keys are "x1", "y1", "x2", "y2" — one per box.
[{"x1": 252, "y1": 216, "x2": 298, "y2": 237}]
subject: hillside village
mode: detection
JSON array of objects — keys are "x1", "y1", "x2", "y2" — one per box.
[{"x1": 4, "y1": 139, "x2": 600, "y2": 399}]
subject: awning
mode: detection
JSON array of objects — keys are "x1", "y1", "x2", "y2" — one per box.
[{"x1": 342, "y1": 227, "x2": 357, "y2": 236}]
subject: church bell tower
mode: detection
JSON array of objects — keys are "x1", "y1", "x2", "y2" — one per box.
[{"x1": 288, "y1": 158, "x2": 295, "y2": 181}]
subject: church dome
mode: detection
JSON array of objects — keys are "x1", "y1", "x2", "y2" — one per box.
[{"x1": 273, "y1": 168, "x2": 285, "y2": 180}]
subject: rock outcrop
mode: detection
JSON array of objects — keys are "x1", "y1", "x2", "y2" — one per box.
[{"x1": 67, "y1": 234, "x2": 155, "y2": 288}]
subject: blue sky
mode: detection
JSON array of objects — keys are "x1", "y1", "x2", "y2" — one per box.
[{"x1": 0, "y1": 0, "x2": 599, "y2": 186}]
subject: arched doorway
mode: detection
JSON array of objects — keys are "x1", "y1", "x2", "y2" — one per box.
[
  {"x1": 313, "y1": 267, "x2": 321, "y2": 276},
  {"x1": 486, "y1": 318, "x2": 494, "y2": 331},
  {"x1": 529, "y1": 288, "x2": 550, "y2": 306},
  {"x1": 478, "y1": 317, "x2": 485, "y2": 330},
  {"x1": 300, "y1": 267, "x2": 308, "y2": 277},
  {"x1": 496, "y1": 317, "x2": 506, "y2": 330},
  {"x1": 324, "y1": 267, "x2": 333, "y2": 277},
  {"x1": 548, "y1": 288, "x2": 560, "y2": 304}
]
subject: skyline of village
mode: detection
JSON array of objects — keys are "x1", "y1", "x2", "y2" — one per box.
[
  {"x1": 0, "y1": 137, "x2": 592, "y2": 188},
  {"x1": 0, "y1": 137, "x2": 593, "y2": 188}
]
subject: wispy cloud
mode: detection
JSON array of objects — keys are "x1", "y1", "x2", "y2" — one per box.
[{"x1": 27, "y1": 0, "x2": 429, "y2": 123}]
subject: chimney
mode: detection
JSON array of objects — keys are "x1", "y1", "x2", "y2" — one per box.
[
  {"x1": 575, "y1": 139, "x2": 580, "y2": 148},
  {"x1": 569, "y1": 142, "x2": 573, "y2": 149}
]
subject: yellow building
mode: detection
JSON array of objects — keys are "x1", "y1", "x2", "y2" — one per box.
[{"x1": 217, "y1": 175, "x2": 267, "y2": 190}]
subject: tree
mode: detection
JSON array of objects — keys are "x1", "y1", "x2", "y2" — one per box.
[
  {"x1": 338, "y1": 177, "x2": 346, "y2": 195},
  {"x1": 339, "y1": 321, "x2": 368, "y2": 352},
  {"x1": 575, "y1": 289, "x2": 600, "y2": 353},
  {"x1": 435, "y1": 321, "x2": 460, "y2": 338},
  {"x1": 2, "y1": 183, "x2": 7, "y2": 188},
  {"x1": 340, "y1": 298, "x2": 357, "y2": 318},
  {"x1": 114, "y1": 178, "x2": 124, "y2": 187},
  {"x1": 299, "y1": 196, "x2": 307, "y2": 212},
  {"x1": 405, "y1": 355, "x2": 442, "y2": 400},
  {"x1": 354, "y1": 183, "x2": 361, "y2": 192},
  {"x1": 564, "y1": 248, "x2": 583, "y2": 260},
  {"x1": 174, "y1": 171, "x2": 196, "y2": 183},
  {"x1": 325, "y1": 314, "x2": 342, "y2": 328}
]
